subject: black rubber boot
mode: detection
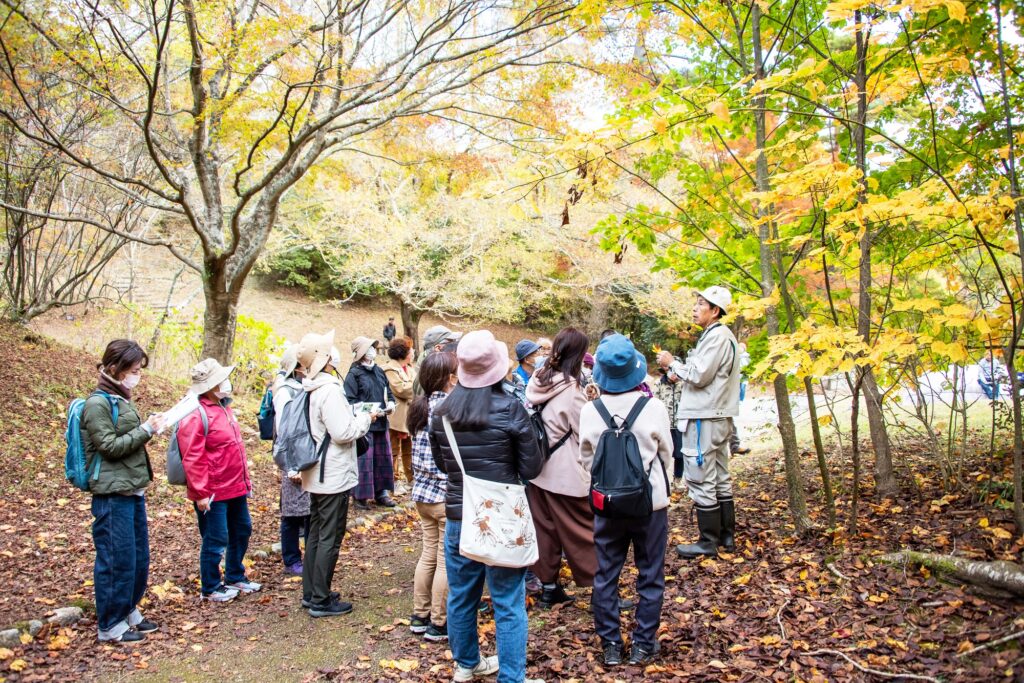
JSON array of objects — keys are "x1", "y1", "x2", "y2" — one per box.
[
  {"x1": 719, "y1": 498, "x2": 736, "y2": 551},
  {"x1": 676, "y1": 506, "x2": 721, "y2": 559}
]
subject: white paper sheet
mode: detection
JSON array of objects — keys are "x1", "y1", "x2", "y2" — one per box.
[{"x1": 158, "y1": 392, "x2": 201, "y2": 432}]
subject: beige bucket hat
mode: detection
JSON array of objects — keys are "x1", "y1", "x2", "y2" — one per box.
[
  {"x1": 351, "y1": 336, "x2": 379, "y2": 362},
  {"x1": 190, "y1": 358, "x2": 235, "y2": 395},
  {"x1": 298, "y1": 329, "x2": 336, "y2": 377},
  {"x1": 279, "y1": 344, "x2": 299, "y2": 375}
]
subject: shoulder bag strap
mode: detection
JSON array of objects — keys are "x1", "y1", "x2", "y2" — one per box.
[{"x1": 441, "y1": 416, "x2": 467, "y2": 476}]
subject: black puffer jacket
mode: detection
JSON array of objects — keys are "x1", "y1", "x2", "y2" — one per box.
[
  {"x1": 429, "y1": 386, "x2": 543, "y2": 520},
  {"x1": 344, "y1": 362, "x2": 395, "y2": 433}
]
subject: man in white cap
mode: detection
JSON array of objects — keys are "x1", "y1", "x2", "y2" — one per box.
[{"x1": 674, "y1": 286, "x2": 742, "y2": 559}]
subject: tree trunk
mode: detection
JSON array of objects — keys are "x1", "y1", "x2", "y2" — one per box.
[
  {"x1": 400, "y1": 299, "x2": 423, "y2": 350},
  {"x1": 850, "y1": 380, "x2": 862, "y2": 533},
  {"x1": 852, "y1": 10, "x2": 897, "y2": 499},
  {"x1": 751, "y1": 3, "x2": 810, "y2": 533},
  {"x1": 881, "y1": 551, "x2": 1024, "y2": 598},
  {"x1": 805, "y1": 377, "x2": 836, "y2": 527},
  {"x1": 200, "y1": 259, "x2": 240, "y2": 363}
]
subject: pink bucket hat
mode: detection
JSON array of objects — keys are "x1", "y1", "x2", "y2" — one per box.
[{"x1": 456, "y1": 330, "x2": 509, "y2": 389}]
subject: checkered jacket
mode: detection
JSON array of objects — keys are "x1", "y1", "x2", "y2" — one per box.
[{"x1": 412, "y1": 392, "x2": 448, "y2": 504}]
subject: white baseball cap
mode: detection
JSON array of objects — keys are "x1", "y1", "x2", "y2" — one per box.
[{"x1": 695, "y1": 286, "x2": 732, "y2": 314}]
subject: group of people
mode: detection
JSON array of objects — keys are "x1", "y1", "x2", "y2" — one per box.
[{"x1": 79, "y1": 285, "x2": 747, "y2": 683}]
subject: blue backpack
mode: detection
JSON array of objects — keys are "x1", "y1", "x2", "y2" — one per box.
[
  {"x1": 65, "y1": 392, "x2": 118, "y2": 491},
  {"x1": 257, "y1": 386, "x2": 275, "y2": 440}
]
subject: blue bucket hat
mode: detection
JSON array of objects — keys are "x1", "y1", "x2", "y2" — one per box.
[
  {"x1": 515, "y1": 339, "x2": 541, "y2": 363},
  {"x1": 593, "y1": 334, "x2": 648, "y2": 393}
]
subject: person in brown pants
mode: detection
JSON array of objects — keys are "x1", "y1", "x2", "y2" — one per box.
[
  {"x1": 524, "y1": 327, "x2": 598, "y2": 606},
  {"x1": 384, "y1": 339, "x2": 417, "y2": 494}
]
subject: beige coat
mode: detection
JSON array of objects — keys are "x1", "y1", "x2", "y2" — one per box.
[
  {"x1": 383, "y1": 359, "x2": 416, "y2": 433},
  {"x1": 579, "y1": 390, "x2": 673, "y2": 511},
  {"x1": 525, "y1": 372, "x2": 589, "y2": 498},
  {"x1": 300, "y1": 372, "x2": 372, "y2": 495},
  {"x1": 674, "y1": 322, "x2": 741, "y2": 422}
]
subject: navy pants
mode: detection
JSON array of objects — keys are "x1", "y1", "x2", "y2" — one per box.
[
  {"x1": 592, "y1": 509, "x2": 668, "y2": 650},
  {"x1": 194, "y1": 495, "x2": 252, "y2": 594},
  {"x1": 281, "y1": 515, "x2": 309, "y2": 567},
  {"x1": 92, "y1": 494, "x2": 149, "y2": 635}
]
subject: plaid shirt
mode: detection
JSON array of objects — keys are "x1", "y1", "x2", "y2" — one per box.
[{"x1": 412, "y1": 392, "x2": 448, "y2": 504}]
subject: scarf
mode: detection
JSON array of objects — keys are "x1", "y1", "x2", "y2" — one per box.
[{"x1": 97, "y1": 369, "x2": 131, "y2": 400}]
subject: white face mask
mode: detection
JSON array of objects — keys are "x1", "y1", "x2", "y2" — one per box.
[
  {"x1": 364, "y1": 347, "x2": 377, "y2": 362},
  {"x1": 121, "y1": 372, "x2": 142, "y2": 390},
  {"x1": 214, "y1": 379, "x2": 232, "y2": 399},
  {"x1": 328, "y1": 346, "x2": 341, "y2": 371}
]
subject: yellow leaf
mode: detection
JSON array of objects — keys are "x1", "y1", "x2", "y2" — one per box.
[
  {"x1": 957, "y1": 640, "x2": 974, "y2": 654},
  {"x1": 19, "y1": 634, "x2": 32, "y2": 645},
  {"x1": 9, "y1": 659, "x2": 27, "y2": 672},
  {"x1": 799, "y1": 569, "x2": 808, "y2": 581},
  {"x1": 732, "y1": 573, "x2": 751, "y2": 586},
  {"x1": 379, "y1": 658, "x2": 420, "y2": 672},
  {"x1": 0, "y1": 647, "x2": 12, "y2": 660},
  {"x1": 987, "y1": 526, "x2": 1013, "y2": 540},
  {"x1": 978, "y1": 518, "x2": 989, "y2": 528},
  {"x1": 817, "y1": 413, "x2": 833, "y2": 426},
  {"x1": 707, "y1": 99, "x2": 731, "y2": 123},
  {"x1": 946, "y1": 0, "x2": 965, "y2": 22},
  {"x1": 47, "y1": 635, "x2": 70, "y2": 651},
  {"x1": 760, "y1": 635, "x2": 781, "y2": 646}
]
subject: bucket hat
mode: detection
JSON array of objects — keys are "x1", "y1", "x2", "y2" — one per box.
[
  {"x1": 298, "y1": 329, "x2": 336, "y2": 377},
  {"x1": 593, "y1": 334, "x2": 647, "y2": 393},
  {"x1": 457, "y1": 330, "x2": 510, "y2": 389},
  {"x1": 423, "y1": 325, "x2": 461, "y2": 351},
  {"x1": 190, "y1": 358, "x2": 235, "y2": 395},
  {"x1": 351, "y1": 336, "x2": 379, "y2": 362},
  {"x1": 515, "y1": 339, "x2": 541, "y2": 363}
]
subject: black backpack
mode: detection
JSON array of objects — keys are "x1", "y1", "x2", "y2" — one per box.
[
  {"x1": 528, "y1": 401, "x2": 571, "y2": 461},
  {"x1": 589, "y1": 397, "x2": 666, "y2": 518}
]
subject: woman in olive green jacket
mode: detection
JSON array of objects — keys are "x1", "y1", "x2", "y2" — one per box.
[{"x1": 81, "y1": 340, "x2": 164, "y2": 642}]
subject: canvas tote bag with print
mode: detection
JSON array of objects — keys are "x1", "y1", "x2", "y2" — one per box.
[{"x1": 442, "y1": 417, "x2": 538, "y2": 568}]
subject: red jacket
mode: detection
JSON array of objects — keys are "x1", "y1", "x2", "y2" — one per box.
[{"x1": 177, "y1": 396, "x2": 251, "y2": 503}]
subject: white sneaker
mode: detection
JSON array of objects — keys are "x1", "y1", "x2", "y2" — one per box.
[
  {"x1": 202, "y1": 585, "x2": 240, "y2": 602},
  {"x1": 228, "y1": 580, "x2": 262, "y2": 594},
  {"x1": 452, "y1": 654, "x2": 499, "y2": 682}
]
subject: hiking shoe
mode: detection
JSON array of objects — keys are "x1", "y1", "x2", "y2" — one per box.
[
  {"x1": 525, "y1": 574, "x2": 543, "y2": 594},
  {"x1": 452, "y1": 654, "x2": 499, "y2": 681},
  {"x1": 376, "y1": 494, "x2": 397, "y2": 508},
  {"x1": 409, "y1": 614, "x2": 430, "y2": 634},
  {"x1": 134, "y1": 619, "x2": 158, "y2": 633},
  {"x1": 228, "y1": 579, "x2": 262, "y2": 594},
  {"x1": 118, "y1": 629, "x2": 146, "y2": 643},
  {"x1": 354, "y1": 499, "x2": 372, "y2": 511},
  {"x1": 284, "y1": 561, "x2": 303, "y2": 576},
  {"x1": 302, "y1": 591, "x2": 340, "y2": 609},
  {"x1": 603, "y1": 642, "x2": 623, "y2": 666},
  {"x1": 202, "y1": 585, "x2": 239, "y2": 602},
  {"x1": 539, "y1": 584, "x2": 573, "y2": 607},
  {"x1": 627, "y1": 642, "x2": 660, "y2": 666},
  {"x1": 424, "y1": 622, "x2": 448, "y2": 642},
  {"x1": 308, "y1": 599, "x2": 353, "y2": 618}
]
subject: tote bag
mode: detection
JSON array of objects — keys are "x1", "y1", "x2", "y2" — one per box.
[{"x1": 442, "y1": 417, "x2": 538, "y2": 568}]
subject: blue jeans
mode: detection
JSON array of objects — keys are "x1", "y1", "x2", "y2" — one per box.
[
  {"x1": 92, "y1": 494, "x2": 149, "y2": 635},
  {"x1": 979, "y1": 379, "x2": 1000, "y2": 400},
  {"x1": 445, "y1": 520, "x2": 527, "y2": 683},
  {"x1": 194, "y1": 495, "x2": 252, "y2": 594}
]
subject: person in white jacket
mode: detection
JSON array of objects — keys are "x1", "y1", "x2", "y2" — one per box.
[
  {"x1": 674, "y1": 286, "x2": 742, "y2": 560},
  {"x1": 579, "y1": 334, "x2": 673, "y2": 668},
  {"x1": 296, "y1": 330, "x2": 374, "y2": 618}
]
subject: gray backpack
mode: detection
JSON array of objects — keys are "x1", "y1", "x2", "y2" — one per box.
[
  {"x1": 272, "y1": 390, "x2": 331, "y2": 482},
  {"x1": 166, "y1": 408, "x2": 209, "y2": 486}
]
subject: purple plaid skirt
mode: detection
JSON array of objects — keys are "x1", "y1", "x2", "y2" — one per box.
[{"x1": 355, "y1": 430, "x2": 394, "y2": 500}]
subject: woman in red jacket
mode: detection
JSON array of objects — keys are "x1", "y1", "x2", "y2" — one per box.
[{"x1": 178, "y1": 359, "x2": 259, "y2": 602}]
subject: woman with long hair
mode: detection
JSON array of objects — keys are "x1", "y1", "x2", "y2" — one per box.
[
  {"x1": 406, "y1": 351, "x2": 457, "y2": 641},
  {"x1": 524, "y1": 328, "x2": 597, "y2": 606},
  {"x1": 428, "y1": 331, "x2": 544, "y2": 683}
]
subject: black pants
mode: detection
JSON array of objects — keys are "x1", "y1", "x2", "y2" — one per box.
[
  {"x1": 592, "y1": 509, "x2": 668, "y2": 650},
  {"x1": 302, "y1": 491, "x2": 350, "y2": 606},
  {"x1": 671, "y1": 428, "x2": 684, "y2": 478},
  {"x1": 281, "y1": 515, "x2": 309, "y2": 567}
]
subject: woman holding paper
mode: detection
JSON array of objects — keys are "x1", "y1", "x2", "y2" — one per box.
[
  {"x1": 177, "y1": 359, "x2": 259, "y2": 603},
  {"x1": 81, "y1": 339, "x2": 165, "y2": 642}
]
